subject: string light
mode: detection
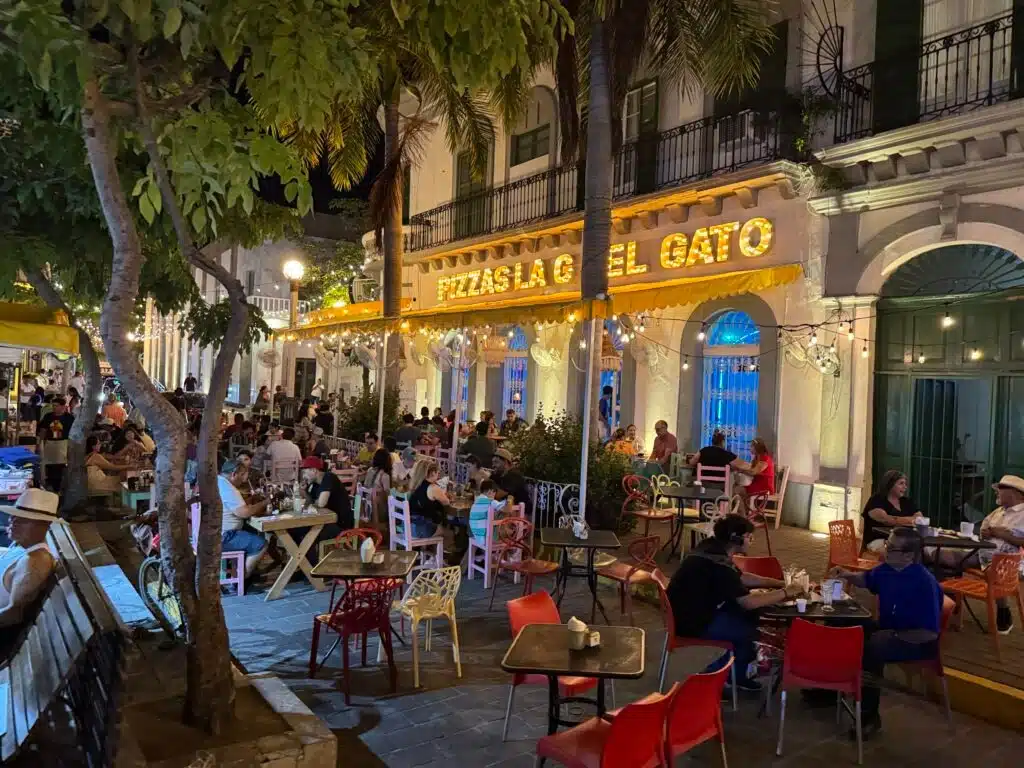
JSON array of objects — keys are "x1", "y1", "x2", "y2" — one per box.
[
  {"x1": 578, "y1": 338, "x2": 587, "y2": 350},
  {"x1": 847, "y1": 327, "x2": 855, "y2": 342},
  {"x1": 941, "y1": 312, "x2": 954, "y2": 329},
  {"x1": 917, "y1": 352, "x2": 926, "y2": 364},
  {"x1": 970, "y1": 348, "x2": 983, "y2": 361},
  {"x1": 809, "y1": 330, "x2": 818, "y2": 346},
  {"x1": 696, "y1": 323, "x2": 707, "y2": 342},
  {"x1": 861, "y1": 344, "x2": 869, "y2": 358},
  {"x1": 682, "y1": 356, "x2": 689, "y2": 371}
]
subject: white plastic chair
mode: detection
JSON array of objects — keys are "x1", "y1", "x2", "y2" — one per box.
[
  {"x1": 388, "y1": 494, "x2": 444, "y2": 577},
  {"x1": 467, "y1": 502, "x2": 524, "y2": 588},
  {"x1": 377, "y1": 565, "x2": 462, "y2": 688}
]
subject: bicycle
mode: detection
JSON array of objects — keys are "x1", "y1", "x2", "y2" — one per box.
[{"x1": 130, "y1": 509, "x2": 186, "y2": 641}]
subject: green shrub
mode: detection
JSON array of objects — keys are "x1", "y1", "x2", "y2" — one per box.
[
  {"x1": 504, "y1": 410, "x2": 632, "y2": 530},
  {"x1": 336, "y1": 385, "x2": 401, "y2": 441}
]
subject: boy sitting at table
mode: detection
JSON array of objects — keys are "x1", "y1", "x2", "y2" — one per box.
[
  {"x1": 829, "y1": 527, "x2": 943, "y2": 739},
  {"x1": 466, "y1": 480, "x2": 506, "y2": 544}
]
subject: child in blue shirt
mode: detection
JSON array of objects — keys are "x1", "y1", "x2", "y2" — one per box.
[
  {"x1": 830, "y1": 527, "x2": 943, "y2": 738},
  {"x1": 469, "y1": 480, "x2": 505, "y2": 542}
]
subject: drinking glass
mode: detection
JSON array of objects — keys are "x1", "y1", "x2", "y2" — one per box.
[{"x1": 821, "y1": 579, "x2": 835, "y2": 612}]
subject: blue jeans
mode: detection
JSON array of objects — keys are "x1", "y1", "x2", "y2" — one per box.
[
  {"x1": 701, "y1": 610, "x2": 759, "y2": 681},
  {"x1": 222, "y1": 528, "x2": 266, "y2": 557},
  {"x1": 410, "y1": 517, "x2": 438, "y2": 539}
]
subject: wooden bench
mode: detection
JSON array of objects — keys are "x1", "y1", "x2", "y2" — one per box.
[{"x1": 1, "y1": 523, "x2": 124, "y2": 764}]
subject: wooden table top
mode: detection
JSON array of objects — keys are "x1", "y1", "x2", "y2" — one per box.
[{"x1": 250, "y1": 510, "x2": 337, "y2": 532}]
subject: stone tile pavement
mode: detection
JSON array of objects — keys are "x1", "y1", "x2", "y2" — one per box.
[{"x1": 223, "y1": 526, "x2": 1024, "y2": 767}]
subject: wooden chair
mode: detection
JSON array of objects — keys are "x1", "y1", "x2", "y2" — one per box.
[
  {"x1": 388, "y1": 494, "x2": 444, "y2": 578},
  {"x1": 332, "y1": 466, "x2": 359, "y2": 496},
  {"x1": 190, "y1": 502, "x2": 245, "y2": 597},
  {"x1": 598, "y1": 535, "x2": 659, "y2": 625},
  {"x1": 827, "y1": 520, "x2": 880, "y2": 573},
  {"x1": 696, "y1": 463, "x2": 732, "y2": 497},
  {"x1": 943, "y1": 552, "x2": 1024, "y2": 661},
  {"x1": 761, "y1": 464, "x2": 791, "y2": 529},
  {"x1": 466, "y1": 501, "x2": 524, "y2": 588}
]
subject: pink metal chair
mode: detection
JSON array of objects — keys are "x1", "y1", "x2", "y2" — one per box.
[{"x1": 190, "y1": 502, "x2": 245, "y2": 597}]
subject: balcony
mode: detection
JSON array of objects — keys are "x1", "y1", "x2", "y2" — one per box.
[
  {"x1": 251, "y1": 295, "x2": 309, "y2": 329},
  {"x1": 406, "y1": 107, "x2": 798, "y2": 252},
  {"x1": 834, "y1": 13, "x2": 1019, "y2": 144}
]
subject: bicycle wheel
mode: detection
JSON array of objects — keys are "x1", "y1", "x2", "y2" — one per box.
[{"x1": 138, "y1": 555, "x2": 184, "y2": 640}]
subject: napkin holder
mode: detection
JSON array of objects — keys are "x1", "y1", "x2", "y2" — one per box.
[{"x1": 360, "y1": 537, "x2": 377, "y2": 564}]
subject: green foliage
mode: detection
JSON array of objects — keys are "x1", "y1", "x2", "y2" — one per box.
[
  {"x1": 299, "y1": 239, "x2": 369, "y2": 310},
  {"x1": 336, "y1": 386, "x2": 401, "y2": 442},
  {"x1": 504, "y1": 410, "x2": 631, "y2": 529},
  {"x1": 179, "y1": 299, "x2": 271, "y2": 354}
]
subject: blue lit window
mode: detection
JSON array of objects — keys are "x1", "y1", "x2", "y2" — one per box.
[
  {"x1": 503, "y1": 327, "x2": 529, "y2": 418},
  {"x1": 700, "y1": 310, "x2": 759, "y2": 459}
]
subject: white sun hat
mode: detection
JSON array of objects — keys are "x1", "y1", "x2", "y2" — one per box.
[{"x1": 0, "y1": 488, "x2": 61, "y2": 523}]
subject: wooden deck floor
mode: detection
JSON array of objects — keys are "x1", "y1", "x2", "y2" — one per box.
[{"x1": 682, "y1": 523, "x2": 1024, "y2": 691}]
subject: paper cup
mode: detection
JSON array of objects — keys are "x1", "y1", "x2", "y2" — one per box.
[
  {"x1": 568, "y1": 629, "x2": 587, "y2": 651},
  {"x1": 960, "y1": 521, "x2": 975, "y2": 537},
  {"x1": 796, "y1": 598, "x2": 807, "y2": 613}
]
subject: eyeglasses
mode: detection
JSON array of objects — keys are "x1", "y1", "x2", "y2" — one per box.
[{"x1": 886, "y1": 547, "x2": 915, "y2": 554}]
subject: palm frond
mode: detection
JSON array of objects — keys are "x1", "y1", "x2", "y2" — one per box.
[{"x1": 369, "y1": 114, "x2": 432, "y2": 252}]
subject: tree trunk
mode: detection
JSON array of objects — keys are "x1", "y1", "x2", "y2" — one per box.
[
  {"x1": 579, "y1": 16, "x2": 613, "y2": 444},
  {"x1": 382, "y1": 92, "x2": 403, "y2": 390},
  {"x1": 80, "y1": 79, "x2": 199, "y2": 656},
  {"x1": 21, "y1": 267, "x2": 101, "y2": 512},
  {"x1": 134, "y1": 80, "x2": 238, "y2": 730}
]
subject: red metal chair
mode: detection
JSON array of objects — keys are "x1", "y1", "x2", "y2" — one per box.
[
  {"x1": 827, "y1": 519, "x2": 880, "y2": 572},
  {"x1": 942, "y1": 552, "x2": 1024, "y2": 661},
  {"x1": 324, "y1": 527, "x2": 384, "y2": 610},
  {"x1": 650, "y1": 569, "x2": 738, "y2": 711},
  {"x1": 502, "y1": 591, "x2": 599, "y2": 742},
  {"x1": 308, "y1": 576, "x2": 402, "y2": 705},
  {"x1": 775, "y1": 618, "x2": 865, "y2": 764},
  {"x1": 621, "y1": 474, "x2": 674, "y2": 540},
  {"x1": 896, "y1": 596, "x2": 955, "y2": 728},
  {"x1": 487, "y1": 518, "x2": 559, "y2": 611},
  {"x1": 665, "y1": 659, "x2": 734, "y2": 765},
  {"x1": 534, "y1": 682, "x2": 670, "y2": 768},
  {"x1": 732, "y1": 554, "x2": 784, "y2": 581},
  {"x1": 596, "y1": 535, "x2": 659, "y2": 625}
]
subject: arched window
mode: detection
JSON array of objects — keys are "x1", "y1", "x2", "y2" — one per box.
[
  {"x1": 600, "y1": 319, "x2": 625, "y2": 432},
  {"x1": 700, "y1": 311, "x2": 760, "y2": 458},
  {"x1": 503, "y1": 327, "x2": 529, "y2": 417}
]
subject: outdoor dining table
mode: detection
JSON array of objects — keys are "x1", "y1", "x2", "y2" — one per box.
[
  {"x1": 250, "y1": 509, "x2": 337, "y2": 601},
  {"x1": 656, "y1": 484, "x2": 726, "y2": 558},
  {"x1": 922, "y1": 533, "x2": 997, "y2": 575},
  {"x1": 500, "y1": 623, "x2": 645, "y2": 734},
  {"x1": 120, "y1": 481, "x2": 152, "y2": 515},
  {"x1": 540, "y1": 528, "x2": 621, "y2": 623}
]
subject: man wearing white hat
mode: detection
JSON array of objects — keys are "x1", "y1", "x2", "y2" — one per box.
[
  {"x1": 0, "y1": 489, "x2": 58, "y2": 629},
  {"x1": 980, "y1": 476, "x2": 1024, "y2": 634}
]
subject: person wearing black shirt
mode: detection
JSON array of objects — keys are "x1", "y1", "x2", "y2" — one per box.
[
  {"x1": 298, "y1": 456, "x2": 351, "y2": 562},
  {"x1": 460, "y1": 421, "x2": 495, "y2": 466},
  {"x1": 393, "y1": 413, "x2": 423, "y2": 447},
  {"x1": 184, "y1": 373, "x2": 198, "y2": 392},
  {"x1": 861, "y1": 470, "x2": 921, "y2": 553},
  {"x1": 414, "y1": 407, "x2": 431, "y2": 428},
  {"x1": 312, "y1": 407, "x2": 334, "y2": 436},
  {"x1": 491, "y1": 448, "x2": 531, "y2": 520},
  {"x1": 666, "y1": 515, "x2": 802, "y2": 691},
  {"x1": 688, "y1": 429, "x2": 738, "y2": 470},
  {"x1": 37, "y1": 397, "x2": 74, "y2": 492},
  {"x1": 499, "y1": 409, "x2": 525, "y2": 437}
]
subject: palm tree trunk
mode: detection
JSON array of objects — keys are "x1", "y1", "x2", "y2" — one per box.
[
  {"x1": 80, "y1": 79, "x2": 198, "y2": 654},
  {"x1": 21, "y1": 267, "x2": 101, "y2": 512},
  {"x1": 382, "y1": 92, "x2": 403, "y2": 390}
]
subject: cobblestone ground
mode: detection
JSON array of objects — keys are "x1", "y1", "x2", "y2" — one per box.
[{"x1": 224, "y1": 527, "x2": 1024, "y2": 767}]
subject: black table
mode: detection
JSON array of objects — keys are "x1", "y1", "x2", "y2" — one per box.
[
  {"x1": 500, "y1": 623, "x2": 646, "y2": 734},
  {"x1": 759, "y1": 596, "x2": 872, "y2": 622},
  {"x1": 656, "y1": 485, "x2": 726, "y2": 558},
  {"x1": 540, "y1": 528, "x2": 621, "y2": 623},
  {"x1": 923, "y1": 535, "x2": 997, "y2": 575}
]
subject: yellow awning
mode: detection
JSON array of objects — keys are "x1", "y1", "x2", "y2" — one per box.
[
  {"x1": 609, "y1": 264, "x2": 803, "y2": 316},
  {"x1": 279, "y1": 264, "x2": 801, "y2": 341},
  {"x1": 0, "y1": 302, "x2": 79, "y2": 355}
]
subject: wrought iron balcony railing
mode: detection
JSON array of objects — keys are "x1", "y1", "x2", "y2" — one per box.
[
  {"x1": 406, "y1": 107, "x2": 795, "y2": 252},
  {"x1": 834, "y1": 12, "x2": 1018, "y2": 143}
]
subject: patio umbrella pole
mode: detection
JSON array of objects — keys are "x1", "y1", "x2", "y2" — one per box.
[
  {"x1": 376, "y1": 330, "x2": 388, "y2": 441},
  {"x1": 578, "y1": 318, "x2": 598, "y2": 521}
]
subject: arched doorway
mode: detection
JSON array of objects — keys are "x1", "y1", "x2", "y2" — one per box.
[
  {"x1": 700, "y1": 311, "x2": 761, "y2": 458},
  {"x1": 874, "y1": 243, "x2": 1024, "y2": 527}
]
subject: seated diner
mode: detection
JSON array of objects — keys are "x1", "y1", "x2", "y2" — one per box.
[
  {"x1": 861, "y1": 470, "x2": 921, "y2": 554},
  {"x1": 666, "y1": 514, "x2": 803, "y2": 692},
  {"x1": 0, "y1": 490, "x2": 58, "y2": 646}
]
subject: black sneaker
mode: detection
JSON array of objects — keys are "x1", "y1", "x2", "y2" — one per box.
[
  {"x1": 724, "y1": 676, "x2": 762, "y2": 693},
  {"x1": 850, "y1": 716, "x2": 881, "y2": 741},
  {"x1": 997, "y1": 606, "x2": 1014, "y2": 636}
]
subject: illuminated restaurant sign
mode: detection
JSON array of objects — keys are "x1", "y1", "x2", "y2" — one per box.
[{"x1": 436, "y1": 217, "x2": 773, "y2": 302}]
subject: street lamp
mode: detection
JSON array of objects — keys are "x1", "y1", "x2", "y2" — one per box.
[{"x1": 282, "y1": 259, "x2": 305, "y2": 327}]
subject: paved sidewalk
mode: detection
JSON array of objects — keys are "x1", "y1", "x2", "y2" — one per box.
[{"x1": 223, "y1": 531, "x2": 1024, "y2": 767}]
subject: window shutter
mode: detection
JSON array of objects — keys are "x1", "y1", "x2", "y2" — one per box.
[{"x1": 872, "y1": 0, "x2": 924, "y2": 132}]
